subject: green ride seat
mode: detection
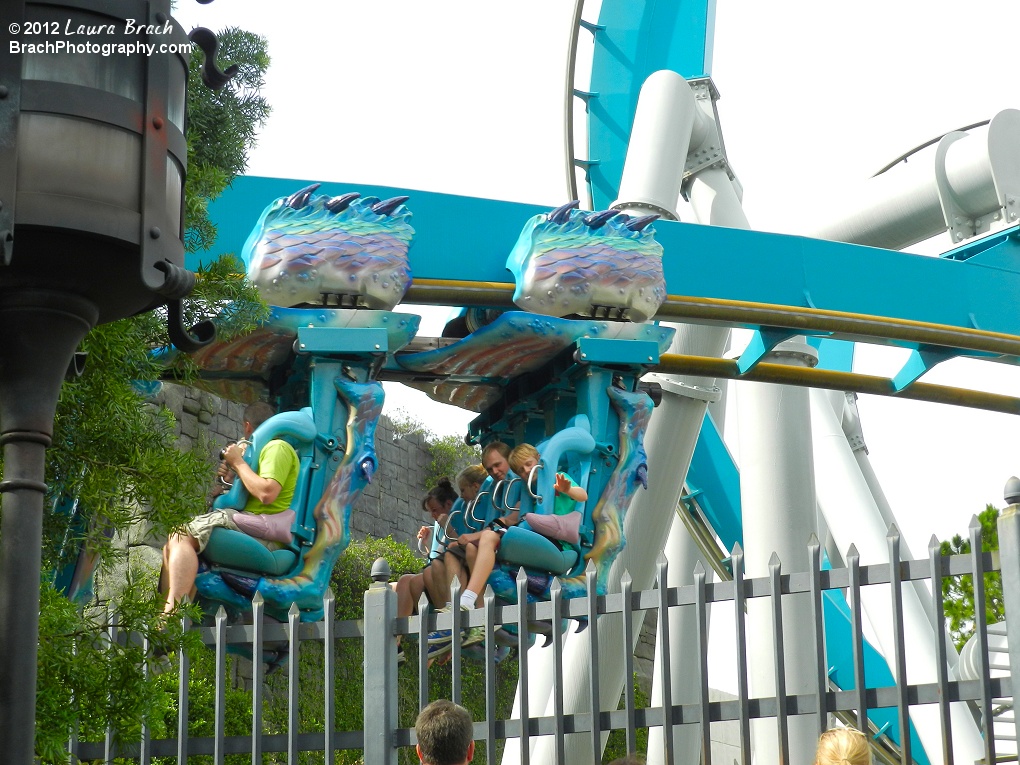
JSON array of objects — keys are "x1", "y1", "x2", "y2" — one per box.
[
  {"x1": 498, "y1": 526, "x2": 578, "y2": 575},
  {"x1": 203, "y1": 528, "x2": 298, "y2": 577}
]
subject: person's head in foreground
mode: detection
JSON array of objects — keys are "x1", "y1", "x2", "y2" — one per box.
[
  {"x1": 481, "y1": 441, "x2": 511, "y2": 481},
  {"x1": 415, "y1": 699, "x2": 474, "y2": 765},
  {"x1": 815, "y1": 726, "x2": 871, "y2": 765},
  {"x1": 507, "y1": 443, "x2": 541, "y2": 479}
]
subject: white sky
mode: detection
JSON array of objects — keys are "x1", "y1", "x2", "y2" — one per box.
[{"x1": 173, "y1": 0, "x2": 1020, "y2": 554}]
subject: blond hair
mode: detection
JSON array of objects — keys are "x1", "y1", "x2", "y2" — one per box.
[
  {"x1": 815, "y1": 727, "x2": 871, "y2": 765},
  {"x1": 508, "y1": 443, "x2": 540, "y2": 475},
  {"x1": 456, "y1": 464, "x2": 487, "y2": 494}
]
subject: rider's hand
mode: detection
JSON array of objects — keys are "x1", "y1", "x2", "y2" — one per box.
[
  {"x1": 222, "y1": 442, "x2": 245, "y2": 469},
  {"x1": 554, "y1": 472, "x2": 571, "y2": 495},
  {"x1": 417, "y1": 525, "x2": 432, "y2": 542}
]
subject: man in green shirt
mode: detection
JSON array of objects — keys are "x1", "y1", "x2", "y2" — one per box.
[{"x1": 160, "y1": 402, "x2": 299, "y2": 614}]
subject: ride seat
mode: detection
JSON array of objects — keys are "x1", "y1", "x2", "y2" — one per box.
[
  {"x1": 202, "y1": 408, "x2": 319, "y2": 577},
  {"x1": 498, "y1": 526, "x2": 578, "y2": 574},
  {"x1": 496, "y1": 418, "x2": 596, "y2": 577}
]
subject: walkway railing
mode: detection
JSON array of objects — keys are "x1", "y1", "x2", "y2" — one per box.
[{"x1": 73, "y1": 512, "x2": 1020, "y2": 764}]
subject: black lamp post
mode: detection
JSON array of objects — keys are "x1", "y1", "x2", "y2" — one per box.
[{"x1": 0, "y1": 1, "x2": 213, "y2": 759}]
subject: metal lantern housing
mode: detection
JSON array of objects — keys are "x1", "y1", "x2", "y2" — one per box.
[
  {"x1": 0, "y1": 2, "x2": 209, "y2": 760},
  {"x1": 0, "y1": 0, "x2": 193, "y2": 322}
]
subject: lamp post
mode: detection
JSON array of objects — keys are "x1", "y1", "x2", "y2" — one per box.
[{"x1": 0, "y1": 2, "x2": 213, "y2": 759}]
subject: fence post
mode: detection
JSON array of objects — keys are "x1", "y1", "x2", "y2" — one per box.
[
  {"x1": 995, "y1": 485, "x2": 1020, "y2": 748},
  {"x1": 364, "y1": 557, "x2": 398, "y2": 765}
]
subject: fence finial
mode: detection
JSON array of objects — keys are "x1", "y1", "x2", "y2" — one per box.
[
  {"x1": 1004, "y1": 475, "x2": 1020, "y2": 505},
  {"x1": 371, "y1": 557, "x2": 391, "y2": 583}
]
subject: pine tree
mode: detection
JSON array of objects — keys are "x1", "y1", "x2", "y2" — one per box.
[{"x1": 939, "y1": 504, "x2": 1004, "y2": 652}]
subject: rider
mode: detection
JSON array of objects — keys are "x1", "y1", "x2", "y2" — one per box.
[
  {"x1": 392, "y1": 478, "x2": 463, "y2": 628},
  {"x1": 426, "y1": 442, "x2": 512, "y2": 655},
  {"x1": 431, "y1": 442, "x2": 587, "y2": 651},
  {"x1": 160, "y1": 401, "x2": 300, "y2": 614}
]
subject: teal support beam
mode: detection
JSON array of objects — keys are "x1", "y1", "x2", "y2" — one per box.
[
  {"x1": 889, "y1": 346, "x2": 999, "y2": 392},
  {"x1": 296, "y1": 327, "x2": 389, "y2": 355},
  {"x1": 200, "y1": 177, "x2": 1020, "y2": 343},
  {"x1": 809, "y1": 338, "x2": 856, "y2": 373},
  {"x1": 587, "y1": 0, "x2": 717, "y2": 209},
  {"x1": 890, "y1": 348, "x2": 962, "y2": 392},
  {"x1": 736, "y1": 329, "x2": 798, "y2": 374},
  {"x1": 576, "y1": 338, "x2": 660, "y2": 366}
]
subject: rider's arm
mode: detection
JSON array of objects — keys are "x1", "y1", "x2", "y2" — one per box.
[
  {"x1": 223, "y1": 442, "x2": 283, "y2": 505},
  {"x1": 554, "y1": 472, "x2": 587, "y2": 502}
]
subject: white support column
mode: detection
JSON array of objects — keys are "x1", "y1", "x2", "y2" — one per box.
[
  {"x1": 736, "y1": 340, "x2": 820, "y2": 765},
  {"x1": 809, "y1": 388, "x2": 985, "y2": 764},
  {"x1": 811, "y1": 109, "x2": 1020, "y2": 249}
]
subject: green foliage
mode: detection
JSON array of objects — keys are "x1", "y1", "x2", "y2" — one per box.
[
  {"x1": 426, "y1": 433, "x2": 482, "y2": 491},
  {"x1": 331, "y1": 535, "x2": 422, "y2": 620},
  {"x1": 184, "y1": 28, "x2": 271, "y2": 254},
  {"x1": 388, "y1": 409, "x2": 481, "y2": 489},
  {"x1": 35, "y1": 579, "x2": 202, "y2": 763},
  {"x1": 601, "y1": 675, "x2": 650, "y2": 762},
  {"x1": 150, "y1": 648, "x2": 255, "y2": 765},
  {"x1": 940, "y1": 505, "x2": 1004, "y2": 652}
]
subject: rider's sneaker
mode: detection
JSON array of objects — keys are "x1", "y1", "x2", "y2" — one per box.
[
  {"x1": 461, "y1": 623, "x2": 485, "y2": 648},
  {"x1": 426, "y1": 636, "x2": 453, "y2": 660},
  {"x1": 427, "y1": 604, "x2": 455, "y2": 644}
]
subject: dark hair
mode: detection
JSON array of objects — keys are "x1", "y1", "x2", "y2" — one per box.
[
  {"x1": 422, "y1": 477, "x2": 458, "y2": 512},
  {"x1": 415, "y1": 699, "x2": 473, "y2": 765},
  {"x1": 243, "y1": 401, "x2": 276, "y2": 431}
]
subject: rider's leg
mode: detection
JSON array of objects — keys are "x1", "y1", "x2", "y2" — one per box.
[
  {"x1": 162, "y1": 532, "x2": 200, "y2": 614},
  {"x1": 423, "y1": 558, "x2": 449, "y2": 607},
  {"x1": 395, "y1": 572, "x2": 426, "y2": 620},
  {"x1": 462, "y1": 529, "x2": 502, "y2": 607}
]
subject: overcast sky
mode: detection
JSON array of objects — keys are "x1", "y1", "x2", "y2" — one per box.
[{"x1": 173, "y1": 0, "x2": 1020, "y2": 552}]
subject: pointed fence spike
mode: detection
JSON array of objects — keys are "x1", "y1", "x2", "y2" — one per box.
[
  {"x1": 969, "y1": 515, "x2": 983, "y2": 532},
  {"x1": 323, "y1": 588, "x2": 335, "y2": 606},
  {"x1": 289, "y1": 602, "x2": 300, "y2": 616},
  {"x1": 846, "y1": 543, "x2": 860, "y2": 559},
  {"x1": 769, "y1": 551, "x2": 781, "y2": 567},
  {"x1": 929, "y1": 534, "x2": 941, "y2": 551},
  {"x1": 732, "y1": 541, "x2": 743, "y2": 557},
  {"x1": 807, "y1": 533, "x2": 820, "y2": 547},
  {"x1": 216, "y1": 605, "x2": 227, "y2": 619},
  {"x1": 656, "y1": 551, "x2": 668, "y2": 566},
  {"x1": 550, "y1": 578, "x2": 562, "y2": 594},
  {"x1": 621, "y1": 571, "x2": 632, "y2": 587},
  {"x1": 252, "y1": 591, "x2": 264, "y2": 604},
  {"x1": 586, "y1": 559, "x2": 596, "y2": 573},
  {"x1": 693, "y1": 560, "x2": 706, "y2": 576},
  {"x1": 887, "y1": 523, "x2": 900, "y2": 540},
  {"x1": 517, "y1": 566, "x2": 529, "y2": 583},
  {"x1": 418, "y1": 591, "x2": 430, "y2": 610}
]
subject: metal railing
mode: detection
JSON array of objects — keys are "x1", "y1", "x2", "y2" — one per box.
[{"x1": 73, "y1": 512, "x2": 1020, "y2": 764}]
